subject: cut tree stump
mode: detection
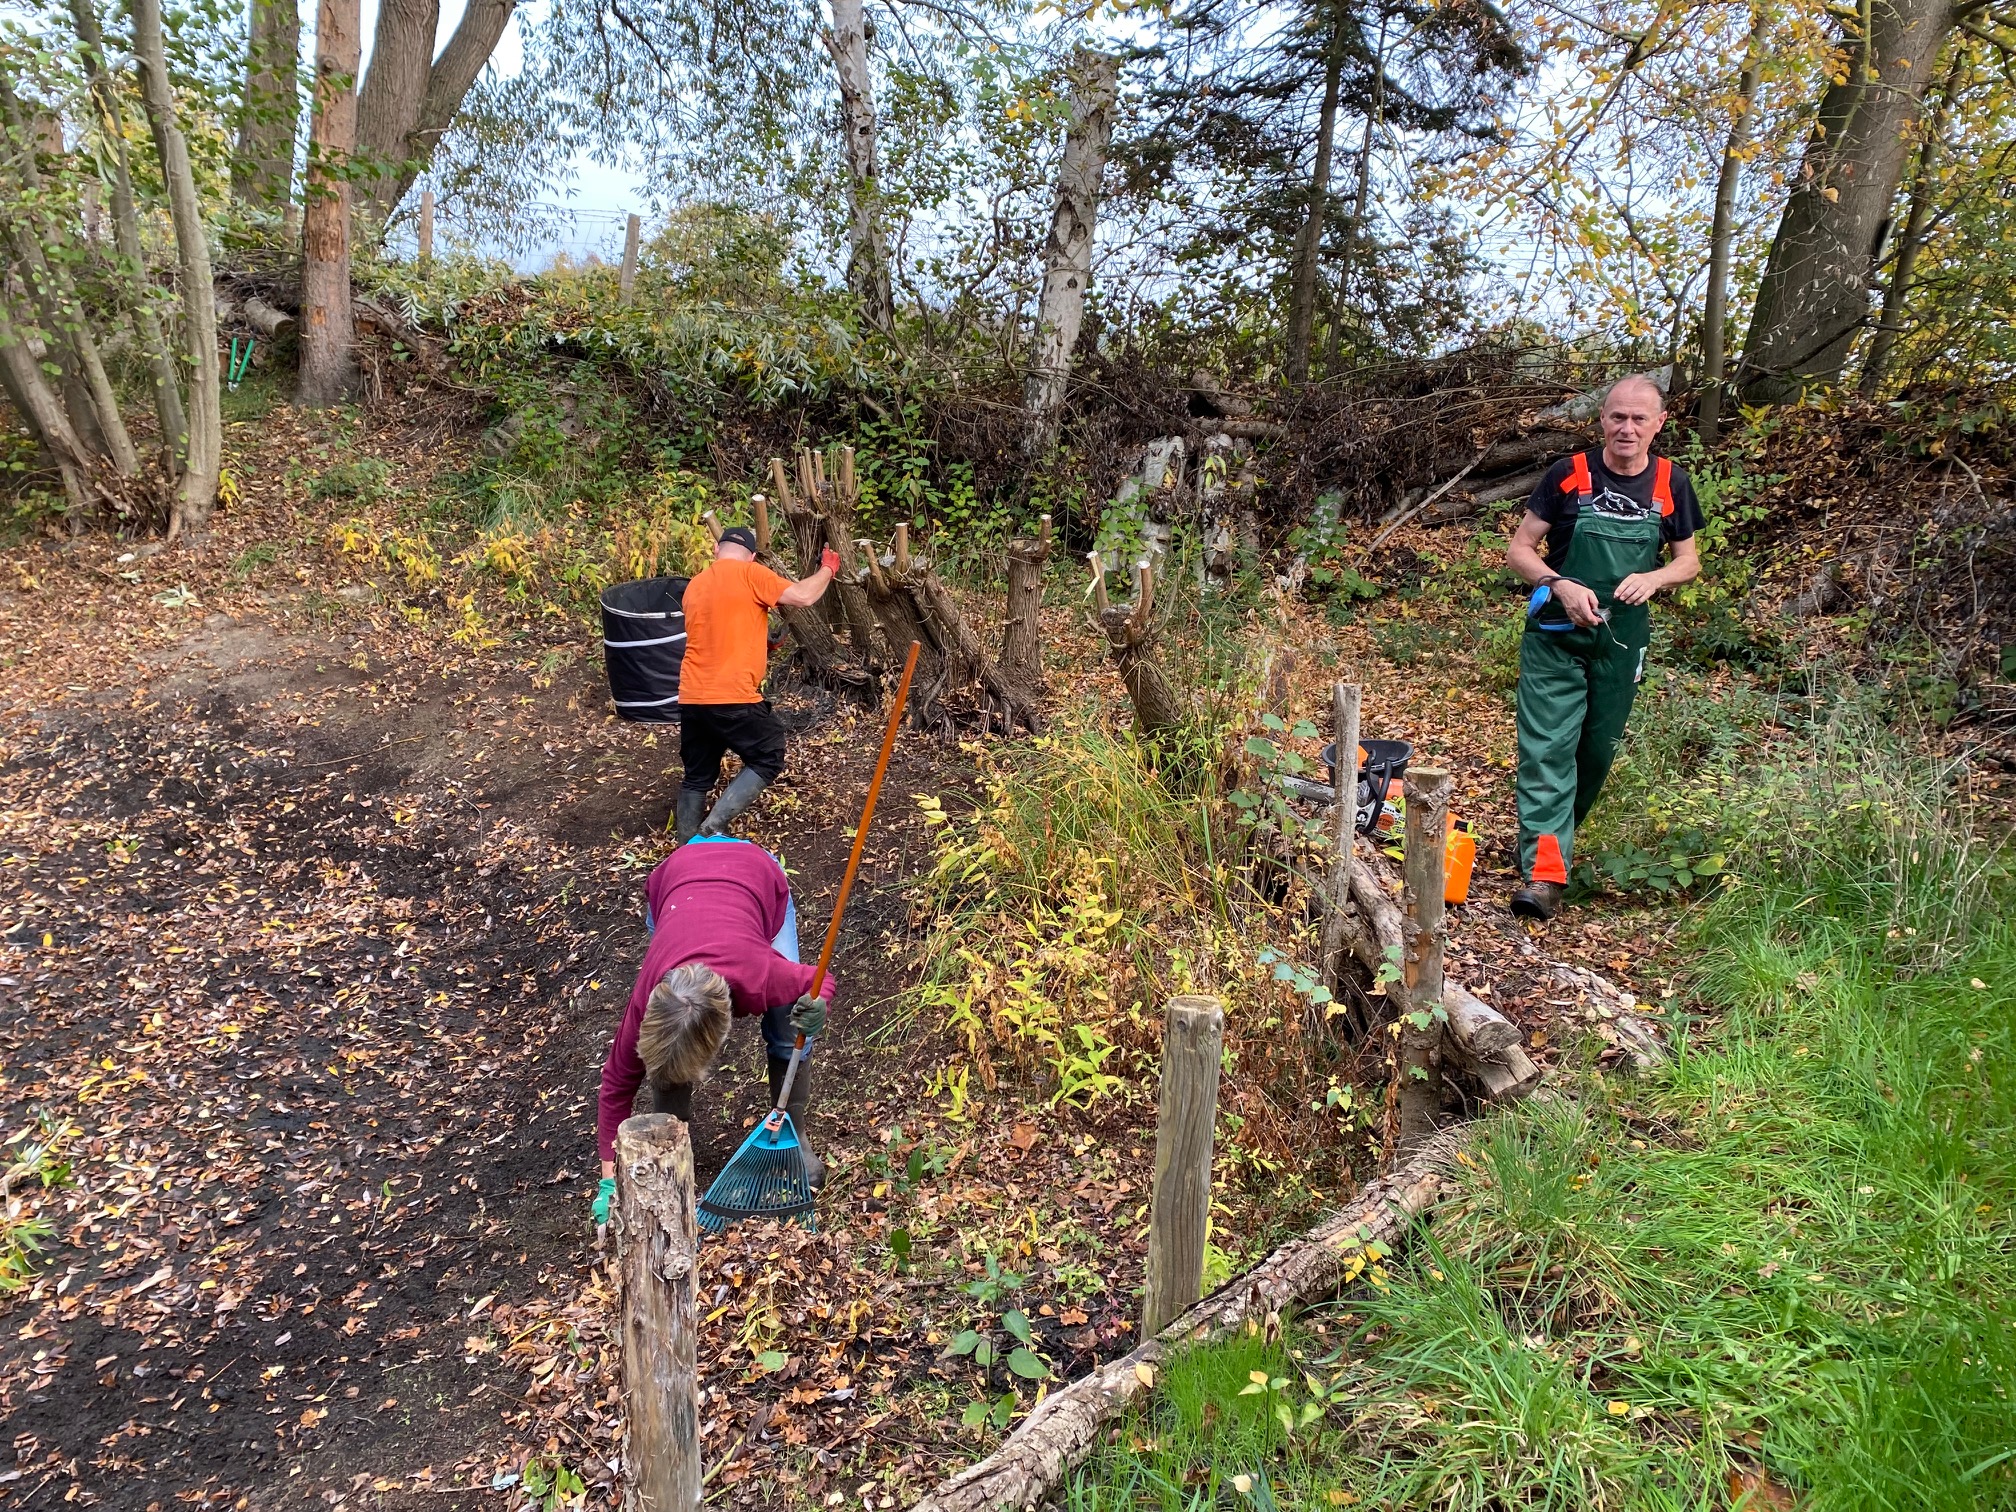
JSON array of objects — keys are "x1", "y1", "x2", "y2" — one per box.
[
  {"x1": 615, "y1": 1113, "x2": 700, "y2": 1512},
  {"x1": 999, "y1": 514, "x2": 1051, "y2": 697},
  {"x1": 1090, "y1": 556, "x2": 1184, "y2": 739}
]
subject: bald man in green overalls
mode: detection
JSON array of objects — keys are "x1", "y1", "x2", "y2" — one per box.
[{"x1": 1506, "y1": 376, "x2": 1703, "y2": 921}]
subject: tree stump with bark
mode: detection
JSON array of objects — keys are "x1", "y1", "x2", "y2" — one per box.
[
  {"x1": 999, "y1": 514, "x2": 1051, "y2": 698},
  {"x1": 1090, "y1": 555, "x2": 1185, "y2": 739}
]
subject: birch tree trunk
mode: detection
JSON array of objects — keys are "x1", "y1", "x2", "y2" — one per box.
[
  {"x1": 232, "y1": 0, "x2": 301, "y2": 208},
  {"x1": 1736, "y1": 0, "x2": 1960, "y2": 401},
  {"x1": 1285, "y1": 14, "x2": 1343, "y2": 385},
  {"x1": 355, "y1": 0, "x2": 439, "y2": 228},
  {"x1": 824, "y1": 0, "x2": 893, "y2": 329},
  {"x1": 1858, "y1": 52, "x2": 1964, "y2": 395},
  {"x1": 72, "y1": 0, "x2": 187, "y2": 469},
  {"x1": 132, "y1": 0, "x2": 224, "y2": 534},
  {"x1": 1022, "y1": 49, "x2": 1120, "y2": 459},
  {"x1": 299, "y1": 0, "x2": 360, "y2": 408},
  {"x1": 1696, "y1": 6, "x2": 1766, "y2": 446}
]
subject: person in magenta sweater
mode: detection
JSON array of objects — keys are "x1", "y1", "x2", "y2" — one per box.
[{"x1": 592, "y1": 836, "x2": 834, "y2": 1228}]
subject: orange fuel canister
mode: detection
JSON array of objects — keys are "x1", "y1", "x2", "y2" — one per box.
[{"x1": 1444, "y1": 817, "x2": 1477, "y2": 905}]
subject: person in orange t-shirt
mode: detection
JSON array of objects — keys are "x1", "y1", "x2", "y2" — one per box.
[{"x1": 674, "y1": 526, "x2": 838, "y2": 841}]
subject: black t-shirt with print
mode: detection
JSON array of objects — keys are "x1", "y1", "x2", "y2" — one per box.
[{"x1": 1522, "y1": 451, "x2": 1705, "y2": 569}]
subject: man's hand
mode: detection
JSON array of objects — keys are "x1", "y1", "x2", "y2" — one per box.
[
  {"x1": 820, "y1": 547, "x2": 841, "y2": 576},
  {"x1": 1613, "y1": 571, "x2": 1663, "y2": 606},
  {"x1": 790, "y1": 993, "x2": 827, "y2": 1039},
  {"x1": 1550, "y1": 579, "x2": 1605, "y2": 626},
  {"x1": 592, "y1": 1175, "x2": 617, "y2": 1228}
]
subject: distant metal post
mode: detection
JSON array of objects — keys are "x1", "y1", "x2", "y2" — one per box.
[
  {"x1": 1141, "y1": 995, "x2": 1224, "y2": 1336},
  {"x1": 417, "y1": 189, "x2": 434, "y2": 266},
  {"x1": 619, "y1": 212, "x2": 642, "y2": 304}
]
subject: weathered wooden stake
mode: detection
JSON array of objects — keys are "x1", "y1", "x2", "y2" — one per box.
[
  {"x1": 619, "y1": 212, "x2": 642, "y2": 304},
  {"x1": 1396, "y1": 768, "x2": 1451, "y2": 1157},
  {"x1": 753, "y1": 492, "x2": 771, "y2": 555},
  {"x1": 1319, "y1": 682, "x2": 1362, "y2": 1009},
  {"x1": 1141, "y1": 996, "x2": 1224, "y2": 1336},
  {"x1": 615, "y1": 1113, "x2": 700, "y2": 1512},
  {"x1": 417, "y1": 189, "x2": 434, "y2": 265}
]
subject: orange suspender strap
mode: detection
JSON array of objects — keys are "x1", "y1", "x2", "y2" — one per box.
[
  {"x1": 1561, "y1": 452, "x2": 1592, "y2": 497},
  {"x1": 1654, "y1": 456, "x2": 1675, "y2": 517}
]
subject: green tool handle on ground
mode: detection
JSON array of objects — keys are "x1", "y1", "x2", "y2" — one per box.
[{"x1": 761, "y1": 638, "x2": 921, "y2": 1133}]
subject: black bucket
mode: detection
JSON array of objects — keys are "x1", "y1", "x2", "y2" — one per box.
[
  {"x1": 601, "y1": 576, "x2": 689, "y2": 723},
  {"x1": 1319, "y1": 738, "x2": 1413, "y2": 836}
]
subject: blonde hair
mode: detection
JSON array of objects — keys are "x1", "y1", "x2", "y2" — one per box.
[{"x1": 637, "y1": 962, "x2": 732, "y2": 1089}]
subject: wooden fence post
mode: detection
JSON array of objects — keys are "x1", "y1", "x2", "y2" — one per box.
[
  {"x1": 417, "y1": 189, "x2": 434, "y2": 266},
  {"x1": 1142, "y1": 996, "x2": 1224, "y2": 1336},
  {"x1": 1318, "y1": 682, "x2": 1362, "y2": 1008},
  {"x1": 619, "y1": 213, "x2": 642, "y2": 304},
  {"x1": 616, "y1": 1113, "x2": 701, "y2": 1512},
  {"x1": 1396, "y1": 769, "x2": 1451, "y2": 1157}
]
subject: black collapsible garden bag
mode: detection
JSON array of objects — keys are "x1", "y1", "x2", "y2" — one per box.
[{"x1": 600, "y1": 576, "x2": 689, "y2": 723}]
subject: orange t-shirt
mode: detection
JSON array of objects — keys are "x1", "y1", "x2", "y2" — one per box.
[{"x1": 679, "y1": 558, "x2": 790, "y2": 705}]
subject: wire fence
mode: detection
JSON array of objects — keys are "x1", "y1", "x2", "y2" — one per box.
[{"x1": 380, "y1": 200, "x2": 640, "y2": 273}]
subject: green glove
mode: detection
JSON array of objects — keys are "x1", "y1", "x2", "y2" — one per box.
[
  {"x1": 593, "y1": 1176, "x2": 616, "y2": 1227},
  {"x1": 789, "y1": 993, "x2": 827, "y2": 1040}
]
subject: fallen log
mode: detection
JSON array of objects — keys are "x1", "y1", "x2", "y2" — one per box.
[
  {"x1": 1444, "y1": 981, "x2": 1519, "y2": 1056},
  {"x1": 910, "y1": 1125, "x2": 1467, "y2": 1512}
]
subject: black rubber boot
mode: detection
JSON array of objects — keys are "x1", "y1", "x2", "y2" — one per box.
[
  {"x1": 766, "y1": 1055, "x2": 823, "y2": 1190},
  {"x1": 651, "y1": 1081, "x2": 694, "y2": 1122},
  {"x1": 1509, "y1": 880, "x2": 1566, "y2": 921},
  {"x1": 700, "y1": 767, "x2": 769, "y2": 837},
  {"x1": 673, "y1": 790, "x2": 708, "y2": 845}
]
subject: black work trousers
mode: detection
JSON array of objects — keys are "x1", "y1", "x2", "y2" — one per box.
[{"x1": 679, "y1": 701, "x2": 787, "y2": 794}]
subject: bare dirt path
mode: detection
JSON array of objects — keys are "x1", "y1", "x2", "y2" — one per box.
[{"x1": 0, "y1": 575, "x2": 942, "y2": 1511}]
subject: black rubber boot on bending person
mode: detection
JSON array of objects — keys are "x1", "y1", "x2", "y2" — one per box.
[
  {"x1": 651, "y1": 1080, "x2": 695, "y2": 1122},
  {"x1": 700, "y1": 767, "x2": 769, "y2": 837},
  {"x1": 767, "y1": 1055, "x2": 823, "y2": 1190},
  {"x1": 673, "y1": 790, "x2": 708, "y2": 845}
]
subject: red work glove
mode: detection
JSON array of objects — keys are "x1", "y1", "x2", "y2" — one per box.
[{"x1": 821, "y1": 547, "x2": 841, "y2": 575}]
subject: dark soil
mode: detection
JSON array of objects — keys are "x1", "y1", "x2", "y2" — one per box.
[{"x1": 0, "y1": 605, "x2": 943, "y2": 1511}]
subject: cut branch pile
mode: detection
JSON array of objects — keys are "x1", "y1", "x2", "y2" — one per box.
[{"x1": 763, "y1": 446, "x2": 1043, "y2": 734}]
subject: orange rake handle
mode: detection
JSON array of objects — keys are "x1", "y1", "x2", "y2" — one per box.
[{"x1": 807, "y1": 638, "x2": 921, "y2": 1003}]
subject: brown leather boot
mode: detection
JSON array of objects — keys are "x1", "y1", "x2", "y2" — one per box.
[{"x1": 1510, "y1": 880, "x2": 1565, "y2": 921}]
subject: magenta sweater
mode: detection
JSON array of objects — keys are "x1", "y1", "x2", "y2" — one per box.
[{"x1": 596, "y1": 843, "x2": 835, "y2": 1161}]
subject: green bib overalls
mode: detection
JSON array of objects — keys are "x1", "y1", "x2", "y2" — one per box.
[{"x1": 1514, "y1": 454, "x2": 1669, "y2": 884}]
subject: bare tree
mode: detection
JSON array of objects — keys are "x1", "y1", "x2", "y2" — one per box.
[
  {"x1": 1858, "y1": 51, "x2": 1967, "y2": 394},
  {"x1": 1736, "y1": 0, "x2": 1964, "y2": 400},
  {"x1": 72, "y1": 0, "x2": 187, "y2": 465},
  {"x1": 824, "y1": 0, "x2": 893, "y2": 328},
  {"x1": 1696, "y1": 3, "x2": 1767, "y2": 445},
  {"x1": 1023, "y1": 49, "x2": 1120, "y2": 458},
  {"x1": 132, "y1": 0, "x2": 224, "y2": 533},
  {"x1": 232, "y1": 0, "x2": 301, "y2": 208},
  {"x1": 354, "y1": 0, "x2": 516, "y2": 225},
  {"x1": 1286, "y1": 5, "x2": 1344, "y2": 384},
  {"x1": 299, "y1": 0, "x2": 360, "y2": 407}
]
